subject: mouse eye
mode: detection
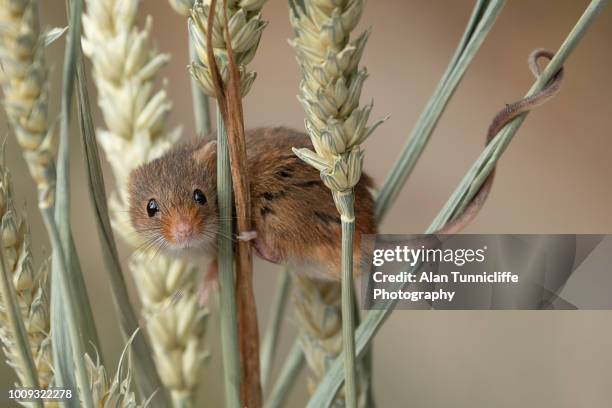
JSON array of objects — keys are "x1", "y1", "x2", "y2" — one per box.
[
  {"x1": 147, "y1": 199, "x2": 159, "y2": 217},
  {"x1": 193, "y1": 189, "x2": 207, "y2": 205}
]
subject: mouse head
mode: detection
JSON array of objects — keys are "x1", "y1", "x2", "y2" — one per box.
[{"x1": 128, "y1": 140, "x2": 218, "y2": 256}]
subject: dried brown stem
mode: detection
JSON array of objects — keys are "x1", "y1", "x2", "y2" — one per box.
[{"x1": 206, "y1": 1, "x2": 262, "y2": 406}]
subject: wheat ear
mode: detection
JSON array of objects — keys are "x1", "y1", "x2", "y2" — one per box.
[
  {"x1": 84, "y1": 331, "x2": 153, "y2": 407},
  {"x1": 0, "y1": 0, "x2": 55, "y2": 208},
  {"x1": 0, "y1": 156, "x2": 53, "y2": 399},
  {"x1": 81, "y1": 1, "x2": 208, "y2": 405},
  {"x1": 289, "y1": 1, "x2": 385, "y2": 406}
]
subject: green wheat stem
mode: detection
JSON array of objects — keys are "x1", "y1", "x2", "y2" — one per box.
[
  {"x1": 289, "y1": 0, "x2": 382, "y2": 403},
  {"x1": 358, "y1": 298, "x2": 375, "y2": 408},
  {"x1": 261, "y1": 268, "x2": 291, "y2": 390},
  {"x1": 264, "y1": 342, "x2": 305, "y2": 408},
  {"x1": 340, "y1": 192, "x2": 357, "y2": 408},
  {"x1": 51, "y1": 0, "x2": 100, "y2": 403},
  {"x1": 216, "y1": 105, "x2": 241, "y2": 408},
  {"x1": 306, "y1": 1, "x2": 608, "y2": 406},
  {"x1": 58, "y1": 2, "x2": 100, "y2": 351},
  {"x1": 0, "y1": 239, "x2": 42, "y2": 407},
  {"x1": 41, "y1": 209, "x2": 93, "y2": 408},
  {"x1": 189, "y1": 34, "x2": 211, "y2": 137},
  {"x1": 375, "y1": 0, "x2": 506, "y2": 222}
]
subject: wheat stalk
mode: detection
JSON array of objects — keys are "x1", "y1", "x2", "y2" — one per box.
[
  {"x1": 376, "y1": 0, "x2": 504, "y2": 221},
  {"x1": 289, "y1": 1, "x2": 384, "y2": 405},
  {"x1": 81, "y1": 1, "x2": 208, "y2": 405},
  {"x1": 270, "y1": 1, "x2": 506, "y2": 403},
  {"x1": 189, "y1": 0, "x2": 267, "y2": 406}
]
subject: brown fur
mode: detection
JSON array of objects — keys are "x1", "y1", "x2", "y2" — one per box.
[
  {"x1": 128, "y1": 126, "x2": 376, "y2": 280},
  {"x1": 128, "y1": 141, "x2": 219, "y2": 253}
]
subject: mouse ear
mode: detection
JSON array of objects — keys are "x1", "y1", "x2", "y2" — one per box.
[{"x1": 192, "y1": 140, "x2": 217, "y2": 164}]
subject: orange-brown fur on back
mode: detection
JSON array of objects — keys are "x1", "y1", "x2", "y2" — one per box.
[
  {"x1": 245, "y1": 127, "x2": 376, "y2": 279},
  {"x1": 128, "y1": 126, "x2": 376, "y2": 280}
]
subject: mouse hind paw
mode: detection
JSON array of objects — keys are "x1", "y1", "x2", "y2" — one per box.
[{"x1": 254, "y1": 239, "x2": 284, "y2": 264}]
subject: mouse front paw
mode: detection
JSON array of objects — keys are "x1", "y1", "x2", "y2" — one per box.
[{"x1": 237, "y1": 230, "x2": 258, "y2": 242}]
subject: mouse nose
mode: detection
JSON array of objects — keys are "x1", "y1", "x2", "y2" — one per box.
[{"x1": 172, "y1": 215, "x2": 195, "y2": 244}]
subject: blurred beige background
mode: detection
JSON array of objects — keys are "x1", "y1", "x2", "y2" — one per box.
[{"x1": 1, "y1": 0, "x2": 612, "y2": 407}]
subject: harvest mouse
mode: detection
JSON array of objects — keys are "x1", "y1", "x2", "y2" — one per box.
[
  {"x1": 128, "y1": 49, "x2": 564, "y2": 296},
  {"x1": 128, "y1": 126, "x2": 376, "y2": 284}
]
